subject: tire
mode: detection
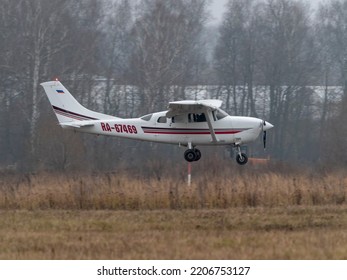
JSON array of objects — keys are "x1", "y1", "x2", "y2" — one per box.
[
  {"x1": 194, "y1": 149, "x2": 201, "y2": 161},
  {"x1": 236, "y1": 153, "x2": 248, "y2": 165},
  {"x1": 184, "y1": 149, "x2": 196, "y2": 162}
]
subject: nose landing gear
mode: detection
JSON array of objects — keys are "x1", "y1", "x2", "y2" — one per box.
[
  {"x1": 235, "y1": 145, "x2": 248, "y2": 165},
  {"x1": 236, "y1": 152, "x2": 248, "y2": 165}
]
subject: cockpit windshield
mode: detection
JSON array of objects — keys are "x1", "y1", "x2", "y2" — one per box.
[{"x1": 213, "y1": 108, "x2": 229, "y2": 120}]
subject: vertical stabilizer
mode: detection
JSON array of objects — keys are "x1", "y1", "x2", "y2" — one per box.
[{"x1": 40, "y1": 81, "x2": 117, "y2": 123}]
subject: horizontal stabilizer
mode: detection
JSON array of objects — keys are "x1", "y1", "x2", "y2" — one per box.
[{"x1": 60, "y1": 121, "x2": 97, "y2": 128}]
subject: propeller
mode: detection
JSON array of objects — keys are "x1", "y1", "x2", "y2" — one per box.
[
  {"x1": 261, "y1": 120, "x2": 273, "y2": 150},
  {"x1": 262, "y1": 120, "x2": 267, "y2": 150}
]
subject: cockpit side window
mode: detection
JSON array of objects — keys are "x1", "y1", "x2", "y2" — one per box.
[
  {"x1": 157, "y1": 116, "x2": 167, "y2": 123},
  {"x1": 188, "y1": 113, "x2": 206, "y2": 122}
]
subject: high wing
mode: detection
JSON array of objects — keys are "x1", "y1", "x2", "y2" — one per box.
[
  {"x1": 166, "y1": 99, "x2": 223, "y2": 117},
  {"x1": 166, "y1": 99, "x2": 224, "y2": 143}
]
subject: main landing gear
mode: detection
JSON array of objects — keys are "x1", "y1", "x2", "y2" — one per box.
[
  {"x1": 184, "y1": 148, "x2": 201, "y2": 162},
  {"x1": 183, "y1": 144, "x2": 248, "y2": 165}
]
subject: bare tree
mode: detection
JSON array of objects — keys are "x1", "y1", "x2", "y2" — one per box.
[
  {"x1": 130, "y1": 0, "x2": 208, "y2": 113},
  {"x1": 0, "y1": 0, "x2": 22, "y2": 165},
  {"x1": 257, "y1": 0, "x2": 316, "y2": 160},
  {"x1": 322, "y1": 0, "x2": 347, "y2": 97},
  {"x1": 214, "y1": 0, "x2": 259, "y2": 115},
  {"x1": 0, "y1": 0, "x2": 106, "y2": 170},
  {"x1": 99, "y1": 0, "x2": 133, "y2": 116},
  {"x1": 316, "y1": 0, "x2": 347, "y2": 166},
  {"x1": 0, "y1": 0, "x2": 73, "y2": 170}
]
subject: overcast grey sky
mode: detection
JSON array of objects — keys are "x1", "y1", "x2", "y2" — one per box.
[{"x1": 210, "y1": 0, "x2": 324, "y2": 24}]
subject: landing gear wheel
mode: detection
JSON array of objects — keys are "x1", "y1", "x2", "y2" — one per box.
[
  {"x1": 194, "y1": 149, "x2": 201, "y2": 161},
  {"x1": 236, "y1": 153, "x2": 248, "y2": 165},
  {"x1": 184, "y1": 149, "x2": 197, "y2": 162}
]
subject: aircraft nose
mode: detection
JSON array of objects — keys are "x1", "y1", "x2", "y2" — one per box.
[{"x1": 263, "y1": 121, "x2": 274, "y2": 131}]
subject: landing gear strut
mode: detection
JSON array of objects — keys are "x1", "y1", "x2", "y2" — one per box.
[
  {"x1": 184, "y1": 148, "x2": 201, "y2": 162},
  {"x1": 235, "y1": 145, "x2": 248, "y2": 165}
]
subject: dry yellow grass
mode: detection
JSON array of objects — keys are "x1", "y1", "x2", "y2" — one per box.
[
  {"x1": 0, "y1": 206, "x2": 347, "y2": 259},
  {"x1": 0, "y1": 168, "x2": 346, "y2": 210},
  {"x1": 0, "y1": 167, "x2": 346, "y2": 259}
]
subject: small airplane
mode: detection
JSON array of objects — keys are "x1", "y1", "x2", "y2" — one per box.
[{"x1": 41, "y1": 80, "x2": 273, "y2": 165}]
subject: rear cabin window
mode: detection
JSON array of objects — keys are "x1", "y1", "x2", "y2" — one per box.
[
  {"x1": 188, "y1": 113, "x2": 206, "y2": 122},
  {"x1": 140, "y1": 114, "x2": 153, "y2": 121},
  {"x1": 172, "y1": 115, "x2": 186, "y2": 123}
]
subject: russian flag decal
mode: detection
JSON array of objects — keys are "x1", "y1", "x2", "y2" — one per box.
[{"x1": 56, "y1": 89, "x2": 64, "y2": 94}]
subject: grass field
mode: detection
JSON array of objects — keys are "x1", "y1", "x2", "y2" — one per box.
[
  {"x1": 1, "y1": 207, "x2": 347, "y2": 259},
  {"x1": 0, "y1": 167, "x2": 346, "y2": 259}
]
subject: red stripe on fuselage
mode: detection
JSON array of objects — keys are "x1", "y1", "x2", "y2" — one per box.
[
  {"x1": 142, "y1": 131, "x2": 242, "y2": 135},
  {"x1": 141, "y1": 127, "x2": 244, "y2": 135}
]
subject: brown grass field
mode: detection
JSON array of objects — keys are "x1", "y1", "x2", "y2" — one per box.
[{"x1": 0, "y1": 165, "x2": 347, "y2": 259}]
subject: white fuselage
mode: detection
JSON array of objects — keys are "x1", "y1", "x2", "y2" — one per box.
[
  {"x1": 41, "y1": 80, "x2": 274, "y2": 164},
  {"x1": 70, "y1": 110, "x2": 266, "y2": 147}
]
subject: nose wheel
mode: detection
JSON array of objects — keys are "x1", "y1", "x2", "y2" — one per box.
[
  {"x1": 184, "y1": 148, "x2": 201, "y2": 162},
  {"x1": 235, "y1": 145, "x2": 248, "y2": 165},
  {"x1": 236, "y1": 153, "x2": 248, "y2": 165}
]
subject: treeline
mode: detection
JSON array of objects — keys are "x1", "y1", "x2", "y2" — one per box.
[{"x1": 0, "y1": 0, "x2": 347, "y2": 172}]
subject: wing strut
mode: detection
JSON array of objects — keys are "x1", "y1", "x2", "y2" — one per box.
[{"x1": 204, "y1": 109, "x2": 219, "y2": 143}]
